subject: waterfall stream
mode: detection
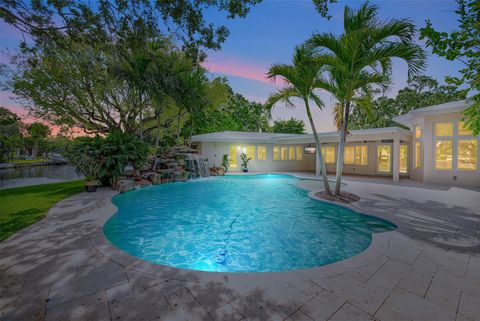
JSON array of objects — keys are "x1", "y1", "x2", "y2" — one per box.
[{"x1": 184, "y1": 153, "x2": 210, "y2": 178}]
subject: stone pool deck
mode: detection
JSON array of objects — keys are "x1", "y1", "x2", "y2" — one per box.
[{"x1": 1, "y1": 175, "x2": 479, "y2": 321}]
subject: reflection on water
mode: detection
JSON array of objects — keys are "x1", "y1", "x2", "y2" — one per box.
[{"x1": 0, "y1": 165, "x2": 83, "y2": 189}]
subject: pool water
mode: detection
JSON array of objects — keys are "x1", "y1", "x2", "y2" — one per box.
[{"x1": 104, "y1": 174, "x2": 395, "y2": 272}]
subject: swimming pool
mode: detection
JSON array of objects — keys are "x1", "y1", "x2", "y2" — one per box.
[{"x1": 104, "y1": 174, "x2": 395, "y2": 272}]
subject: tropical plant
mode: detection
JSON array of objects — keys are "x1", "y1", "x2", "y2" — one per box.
[
  {"x1": 222, "y1": 154, "x2": 230, "y2": 172},
  {"x1": 240, "y1": 153, "x2": 252, "y2": 172},
  {"x1": 266, "y1": 45, "x2": 331, "y2": 194},
  {"x1": 420, "y1": 0, "x2": 480, "y2": 135},
  {"x1": 308, "y1": 2, "x2": 426, "y2": 195},
  {"x1": 65, "y1": 131, "x2": 148, "y2": 185}
]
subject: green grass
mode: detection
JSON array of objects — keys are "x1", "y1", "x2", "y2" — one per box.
[
  {"x1": 10, "y1": 158, "x2": 48, "y2": 164},
  {"x1": 0, "y1": 180, "x2": 84, "y2": 241}
]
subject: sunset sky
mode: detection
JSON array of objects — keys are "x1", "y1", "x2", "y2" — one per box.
[{"x1": 0, "y1": 0, "x2": 463, "y2": 133}]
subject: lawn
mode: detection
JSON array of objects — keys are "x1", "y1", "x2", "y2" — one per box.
[
  {"x1": 0, "y1": 180, "x2": 84, "y2": 241},
  {"x1": 11, "y1": 158, "x2": 48, "y2": 164}
]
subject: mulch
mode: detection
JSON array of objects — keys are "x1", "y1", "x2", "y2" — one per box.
[{"x1": 315, "y1": 191, "x2": 361, "y2": 204}]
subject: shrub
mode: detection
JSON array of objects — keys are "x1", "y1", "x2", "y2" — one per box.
[{"x1": 65, "y1": 131, "x2": 148, "y2": 185}]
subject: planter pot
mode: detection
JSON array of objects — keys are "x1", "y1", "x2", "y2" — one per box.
[
  {"x1": 242, "y1": 168, "x2": 248, "y2": 173},
  {"x1": 85, "y1": 180, "x2": 100, "y2": 192},
  {"x1": 85, "y1": 184, "x2": 98, "y2": 192}
]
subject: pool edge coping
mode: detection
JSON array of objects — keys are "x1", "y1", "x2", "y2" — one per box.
[{"x1": 88, "y1": 180, "x2": 399, "y2": 282}]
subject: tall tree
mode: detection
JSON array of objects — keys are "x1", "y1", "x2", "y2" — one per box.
[
  {"x1": 350, "y1": 75, "x2": 467, "y2": 129},
  {"x1": 0, "y1": 0, "x2": 262, "y2": 62},
  {"x1": 266, "y1": 45, "x2": 331, "y2": 194},
  {"x1": 26, "y1": 122, "x2": 50, "y2": 158},
  {"x1": 272, "y1": 118, "x2": 305, "y2": 134},
  {"x1": 309, "y1": 2, "x2": 425, "y2": 195},
  {"x1": 0, "y1": 107, "x2": 23, "y2": 161},
  {"x1": 420, "y1": 0, "x2": 480, "y2": 134}
]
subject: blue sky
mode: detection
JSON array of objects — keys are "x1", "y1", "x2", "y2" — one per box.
[{"x1": 0, "y1": 0, "x2": 463, "y2": 132}]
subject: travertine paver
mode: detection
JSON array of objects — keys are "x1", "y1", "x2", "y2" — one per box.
[
  {"x1": 1, "y1": 175, "x2": 479, "y2": 321},
  {"x1": 327, "y1": 302, "x2": 374, "y2": 321}
]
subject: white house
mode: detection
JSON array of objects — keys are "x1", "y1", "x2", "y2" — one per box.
[{"x1": 192, "y1": 100, "x2": 479, "y2": 188}]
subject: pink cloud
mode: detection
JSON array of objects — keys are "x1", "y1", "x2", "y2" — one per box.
[{"x1": 202, "y1": 56, "x2": 279, "y2": 86}]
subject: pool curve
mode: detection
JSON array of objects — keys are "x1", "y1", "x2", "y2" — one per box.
[{"x1": 104, "y1": 174, "x2": 396, "y2": 272}]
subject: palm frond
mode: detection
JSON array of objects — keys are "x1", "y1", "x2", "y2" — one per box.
[
  {"x1": 264, "y1": 87, "x2": 299, "y2": 118},
  {"x1": 344, "y1": 1, "x2": 378, "y2": 33},
  {"x1": 310, "y1": 93, "x2": 325, "y2": 109},
  {"x1": 267, "y1": 63, "x2": 296, "y2": 84}
]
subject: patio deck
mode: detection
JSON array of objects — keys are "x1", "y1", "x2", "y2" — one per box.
[{"x1": 1, "y1": 175, "x2": 479, "y2": 321}]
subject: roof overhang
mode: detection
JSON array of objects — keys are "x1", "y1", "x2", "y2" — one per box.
[
  {"x1": 393, "y1": 100, "x2": 470, "y2": 128},
  {"x1": 192, "y1": 127, "x2": 412, "y2": 144}
]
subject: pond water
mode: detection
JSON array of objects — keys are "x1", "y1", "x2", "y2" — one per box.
[
  {"x1": 0, "y1": 164, "x2": 82, "y2": 189},
  {"x1": 104, "y1": 174, "x2": 396, "y2": 272}
]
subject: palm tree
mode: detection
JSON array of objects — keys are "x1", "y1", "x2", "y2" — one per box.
[
  {"x1": 266, "y1": 45, "x2": 331, "y2": 194},
  {"x1": 308, "y1": 2, "x2": 426, "y2": 195}
]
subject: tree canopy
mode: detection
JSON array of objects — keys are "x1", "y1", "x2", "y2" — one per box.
[
  {"x1": 349, "y1": 76, "x2": 467, "y2": 130},
  {"x1": 272, "y1": 118, "x2": 305, "y2": 134}
]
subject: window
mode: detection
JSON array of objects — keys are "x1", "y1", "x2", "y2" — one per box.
[
  {"x1": 273, "y1": 146, "x2": 280, "y2": 160},
  {"x1": 415, "y1": 142, "x2": 421, "y2": 168},
  {"x1": 399, "y1": 145, "x2": 408, "y2": 174},
  {"x1": 377, "y1": 145, "x2": 391, "y2": 172},
  {"x1": 415, "y1": 126, "x2": 422, "y2": 139},
  {"x1": 458, "y1": 121, "x2": 473, "y2": 136},
  {"x1": 355, "y1": 145, "x2": 368, "y2": 166},
  {"x1": 296, "y1": 146, "x2": 303, "y2": 160},
  {"x1": 258, "y1": 145, "x2": 267, "y2": 160},
  {"x1": 344, "y1": 146, "x2": 355, "y2": 165},
  {"x1": 435, "y1": 140, "x2": 453, "y2": 170},
  {"x1": 435, "y1": 123, "x2": 453, "y2": 137},
  {"x1": 281, "y1": 146, "x2": 287, "y2": 160},
  {"x1": 458, "y1": 139, "x2": 477, "y2": 170},
  {"x1": 321, "y1": 146, "x2": 335, "y2": 164},
  {"x1": 288, "y1": 146, "x2": 296, "y2": 160},
  {"x1": 414, "y1": 125, "x2": 422, "y2": 169},
  {"x1": 229, "y1": 145, "x2": 237, "y2": 168},
  {"x1": 246, "y1": 145, "x2": 255, "y2": 160}
]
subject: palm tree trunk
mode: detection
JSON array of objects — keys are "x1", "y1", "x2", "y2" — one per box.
[
  {"x1": 305, "y1": 99, "x2": 331, "y2": 194},
  {"x1": 334, "y1": 101, "x2": 350, "y2": 195}
]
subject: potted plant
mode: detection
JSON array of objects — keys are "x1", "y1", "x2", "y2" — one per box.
[
  {"x1": 222, "y1": 154, "x2": 230, "y2": 173},
  {"x1": 240, "y1": 153, "x2": 252, "y2": 173},
  {"x1": 84, "y1": 176, "x2": 101, "y2": 192}
]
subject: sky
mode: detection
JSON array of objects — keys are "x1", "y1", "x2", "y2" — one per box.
[{"x1": 0, "y1": 0, "x2": 463, "y2": 133}]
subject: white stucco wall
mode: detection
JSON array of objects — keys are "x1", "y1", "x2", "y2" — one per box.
[
  {"x1": 198, "y1": 142, "x2": 316, "y2": 172},
  {"x1": 419, "y1": 112, "x2": 480, "y2": 188}
]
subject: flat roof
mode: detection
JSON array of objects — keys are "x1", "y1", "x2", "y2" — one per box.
[
  {"x1": 191, "y1": 127, "x2": 411, "y2": 143},
  {"x1": 191, "y1": 131, "x2": 307, "y2": 143},
  {"x1": 393, "y1": 100, "x2": 470, "y2": 126}
]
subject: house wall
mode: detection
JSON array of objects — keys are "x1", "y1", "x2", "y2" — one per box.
[
  {"x1": 419, "y1": 112, "x2": 480, "y2": 188},
  {"x1": 198, "y1": 142, "x2": 316, "y2": 172},
  {"x1": 321, "y1": 140, "x2": 411, "y2": 177},
  {"x1": 198, "y1": 139, "x2": 413, "y2": 178}
]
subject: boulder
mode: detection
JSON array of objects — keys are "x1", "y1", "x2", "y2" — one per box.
[
  {"x1": 114, "y1": 179, "x2": 135, "y2": 193},
  {"x1": 146, "y1": 172, "x2": 162, "y2": 185}
]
